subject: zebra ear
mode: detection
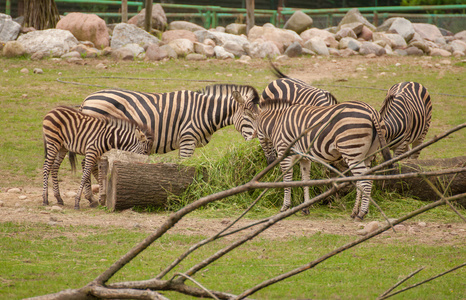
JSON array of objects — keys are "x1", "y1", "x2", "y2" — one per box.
[
  {"x1": 232, "y1": 91, "x2": 245, "y2": 105},
  {"x1": 136, "y1": 129, "x2": 148, "y2": 142}
]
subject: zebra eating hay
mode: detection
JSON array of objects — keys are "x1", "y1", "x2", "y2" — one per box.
[
  {"x1": 380, "y1": 82, "x2": 432, "y2": 159},
  {"x1": 250, "y1": 100, "x2": 392, "y2": 220},
  {"x1": 42, "y1": 106, "x2": 153, "y2": 209},
  {"x1": 80, "y1": 84, "x2": 260, "y2": 158}
]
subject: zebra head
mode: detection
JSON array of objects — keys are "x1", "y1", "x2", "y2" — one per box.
[
  {"x1": 131, "y1": 127, "x2": 154, "y2": 155},
  {"x1": 231, "y1": 90, "x2": 260, "y2": 141}
]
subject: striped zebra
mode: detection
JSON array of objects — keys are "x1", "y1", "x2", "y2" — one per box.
[
  {"x1": 42, "y1": 106, "x2": 153, "y2": 209},
  {"x1": 80, "y1": 84, "x2": 260, "y2": 158},
  {"x1": 259, "y1": 64, "x2": 339, "y2": 164},
  {"x1": 380, "y1": 82, "x2": 432, "y2": 159},
  {"x1": 251, "y1": 100, "x2": 392, "y2": 220}
]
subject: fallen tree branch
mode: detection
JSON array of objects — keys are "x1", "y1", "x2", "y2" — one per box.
[{"x1": 377, "y1": 267, "x2": 425, "y2": 299}]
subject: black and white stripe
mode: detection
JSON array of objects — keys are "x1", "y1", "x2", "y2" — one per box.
[
  {"x1": 42, "y1": 106, "x2": 153, "y2": 209},
  {"x1": 80, "y1": 84, "x2": 259, "y2": 158},
  {"x1": 253, "y1": 100, "x2": 392, "y2": 219},
  {"x1": 380, "y1": 82, "x2": 432, "y2": 159}
]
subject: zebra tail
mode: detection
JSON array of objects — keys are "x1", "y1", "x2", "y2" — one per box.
[
  {"x1": 371, "y1": 114, "x2": 394, "y2": 171},
  {"x1": 69, "y1": 152, "x2": 78, "y2": 173},
  {"x1": 269, "y1": 60, "x2": 289, "y2": 79}
]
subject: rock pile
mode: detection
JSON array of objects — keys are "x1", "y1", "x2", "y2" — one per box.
[{"x1": 1, "y1": 7, "x2": 465, "y2": 61}]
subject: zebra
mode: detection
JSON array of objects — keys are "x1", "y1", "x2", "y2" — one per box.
[
  {"x1": 80, "y1": 84, "x2": 260, "y2": 158},
  {"x1": 42, "y1": 106, "x2": 153, "y2": 209},
  {"x1": 380, "y1": 82, "x2": 432, "y2": 159},
  {"x1": 250, "y1": 99, "x2": 392, "y2": 220},
  {"x1": 260, "y1": 64, "x2": 339, "y2": 165}
]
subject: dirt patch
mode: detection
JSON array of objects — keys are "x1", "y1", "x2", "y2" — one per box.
[{"x1": 1, "y1": 184, "x2": 465, "y2": 246}]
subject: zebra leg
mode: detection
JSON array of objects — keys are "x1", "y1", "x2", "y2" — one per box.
[
  {"x1": 43, "y1": 147, "x2": 59, "y2": 206},
  {"x1": 179, "y1": 139, "x2": 197, "y2": 158},
  {"x1": 393, "y1": 141, "x2": 409, "y2": 157},
  {"x1": 409, "y1": 130, "x2": 429, "y2": 159},
  {"x1": 279, "y1": 158, "x2": 293, "y2": 212},
  {"x1": 50, "y1": 148, "x2": 68, "y2": 205},
  {"x1": 81, "y1": 159, "x2": 97, "y2": 203},
  {"x1": 300, "y1": 159, "x2": 311, "y2": 215},
  {"x1": 75, "y1": 154, "x2": 98, "y2": 209},
  {"x1": 355, "y1": 179, "x2": 373, "y2": 220},
  {"x1": 351, "y1": 187, "x2": 362, "y2": 219}
]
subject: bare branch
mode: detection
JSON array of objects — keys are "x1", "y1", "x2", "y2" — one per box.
[
  {"x1": 377, "y1": 267, "x2": 425, "y2": 299},
  {"x1": 173, "y1": 273, "x2": 220, "y2": 300},
  {"x1": 377, "y1": 263, "x2": 466, "y2": 300}
]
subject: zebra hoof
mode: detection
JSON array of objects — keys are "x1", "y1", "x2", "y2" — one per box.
[
  {"x1": 301, "y1": 208, "x2": 310, "y2": 215},
  {"x1": 89, "y1": 201, "x2": 98, "y2": 208},
  {"x1": 42, "y1": 201, "x2": 49, "y2": 206}
]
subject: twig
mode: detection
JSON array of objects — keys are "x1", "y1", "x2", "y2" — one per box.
[
  {"x1": 377, "y1": 262, "x2": 466, "y2": 300},
  {"x1": 173, "y1": 273, "x2": 220, "y2": 300},
  {"x1": 377, "y1": 266, "x2": 425, "y2": 299}
]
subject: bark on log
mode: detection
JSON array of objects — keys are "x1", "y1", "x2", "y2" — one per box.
[
  {"x1": 376, "y1": 156, "x2": 466, "y2": 207},
  {"x1": 103, "y1": 160, "x2": 203, "y2": 211}
]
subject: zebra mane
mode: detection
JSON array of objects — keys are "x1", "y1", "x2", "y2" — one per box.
[
  {"x1": 197, "y1": 84, "x2": 260, "y2": 106},
  {"x1": 259, "y1": 98, "x2": 294, "y2": 110}
]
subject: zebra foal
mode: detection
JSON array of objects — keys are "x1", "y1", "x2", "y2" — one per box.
[
  {"x1": 80, "y1": 84, "x2": 259, "y2": 158},
  {"x1": 42, "y1": 106, "x2": 153, "y2": 209},
  {"x1": 380, "y1": 82, "x2": 432, "y2": 159},
  {"x1": 251, "y1": 100, "x2": 392, "y2": 220}
]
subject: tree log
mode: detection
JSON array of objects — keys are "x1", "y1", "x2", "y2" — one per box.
[
  {"x1": 376, "y1": 156, "x2": 466, "y2": 206},
  {"x1": 102, "y1": 160, "x2": 203, "y2": 211}
]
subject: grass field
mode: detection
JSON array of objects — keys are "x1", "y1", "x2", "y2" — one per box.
[{"x1": 0, "y1": 55, "x2": 465, "y2": 299}]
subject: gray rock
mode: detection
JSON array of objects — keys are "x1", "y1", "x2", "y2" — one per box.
[
  {"x1": 17, "y1": 29, "x2": 79, "y2": 57},
  {"x1": 248, "y1": 25, "x2": 302, "y2": 53},
  {"x1": 388, "y1": 18, "x2": 415, "y2": 42},
  {"x1": 412, "y1": 23, "x2": 445, "y2": 43},
  {"x1": 385, "y1": 33, "x2": 408, "y2": 49},
  {"x1": 283, "y1": 10, "x2": 313, "y2": 34},
  {"x1": 335, "y1": 27, "x2": 357, "y2": 40},
  {"x1": 450, "y1": 40, "x2": 466, "y2": 53},
  {"x1": 121, "y1": 43, "x2": 145, "y2": 58},
  {"x1": 168, "y1": 38, "x2": 194, "y2": 56},
  {"x1": 405, "y1": 46, "x2": 424, "y2": 56},
  {"x1": 340, "y1": 22, "x2": 364, "y2": 35},
  {"x1": 303, "y1": 38, "x2": 329, "y2": 56},
  {"x1": 454, "y1": 30, "x2": 466, "y2": 42},
  {"x1": 225, "y1": 23, "x2": 247, "y2": 35},
  {"x1": 408, "y1": 39, "x2": 429, "y2": 53},
  {"x1": 223, "y1": 40, "x2": 246, "y2": 57},
  {"x1": 162, "y1": 29, "x2": 197, "y2": 44},
  {"x1": 339, "y1": 48, "x2": 358, "y2": 57},
  {"x1": 394, "y1": 49, "x2": 408, "y2": 56},
  {"x1": 33, "y1": 68, "x2": 44, "y2": 74},
  {"x1": 339, "y1": 37, "x2": 361, "y2": 51},
  {"x1": 2, "y1": 41, "x2": 26, "y2": 58},
  {"x1": 359, "y1": 41, "x2": 386, "y2": 56},
  {"x1": 300, "y1": 27, "x2": 335, "y2": 42},
  {"x1": 111, "y1": 47, "x2": 135, "y2": 60},
  {"x1": 193, "y1": 42, "x2": 215, "y2": 57},
  {"x1": 429, "y1": 48, "x2": 451, "y2": 57},
  {"x1": 452, "y1": 50, "x2": 465, "y2": 57},
  {"x1": 127, "y1": 4, "x2": 167, "y2": 31},
  {"x1": 284, "y1": 41, "x2": 302, "y2": 57},
  {"x1": 0, "y1": 13, "x2": 21, "y2": 41},
  {"x1": 244, "y1": 40, "x2": 280, "y2": 58},
  {"x1": 338, "y1": 8, "x2": 376, "y2": 32},
  {"x1": 328, "y1": 48, "x2": 340, "y2": 56},
  {"x1": 61, "y1": 51, "x2": 82, "y2": 59},
  {"x1": 214, "y1": 45, "x2": 234, "y2": 59},
  {"x1": 169, "y1": 20, "x2": 204, "y2": 32},
  {"x1": 160, "y1": 44, "x2": 177, "y2": 59},
  {"x1": 196, "y1": 30, "x2": 249, "y2": 48},
  {"x1": 302, "y1": 48, "x2": 316, "y2": 56},
  {"x1": 111, "y1": 23, "x2": 160, "y2": 50},
  {"x1": 144, "y1": 43, "x2": 168, "y2": 61}
]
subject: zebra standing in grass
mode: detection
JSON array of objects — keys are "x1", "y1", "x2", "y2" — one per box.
[
  {"x1": 42, "y1": 106, "x2": 153, "y2": 209},
  {"x1": 251, "y1": 100, "x2": 392, "y2": 220},
  {"x1": 80, "y1": 84, "x2": 260, "y2": 158},
  {"x1": 260, "y1": 64, "x2": 339, "y2": 164},
  {"x1": 380, "y1": 82, "x2": 432, "y2": 159}
]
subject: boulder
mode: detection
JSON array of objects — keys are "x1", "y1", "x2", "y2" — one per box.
[
  {"x1": 248, "y1": 25, "x2": 302, "y2": 53},
  {"x1": 359, "y1": 25, "x2": 373, "y2": 41},
  {"x1": 244, "y1": 40, "x2": 280, "y2": 58},
  {"x1": 162, "y1": 29, "x2": 197, "y2": 44},
  {"x1": 429, "y1": 48, "x2": 451, "y2": 57},
  {"x1": 450, "y1": 40, "x2": 466, "y2": 53},
  {"x1": 300, "y1": 27, "x2": 335, "y2": 42},
  {"x1": 120, "y1": 43, "x2": 145, "y2": 58},
  {"x1": 128, "y1": 4, "x2": 167, "y2": 31},
  {"x1": 193, "y1": 42, "x2": 214, "y2": 57},
  {"x1": 169, "y1": 20, "x2": 204, "y2": 32},
  {"x1": 71, "y1": 44, "x2": 98, "y2": 58},
  {"x1": 168, "y1": 38, "x2": 194, "y2": 56},
  {"x1": 111, "y1": 47, "x2": 135, "y2": 60},
  {"x1": 145, "y1": 43, "x2": 169, "y2": 61},
  {"x1": 283, "y1": 10, "x2": 313, "y2": 34},
  {"x1": 160, "y1": 44, "x2": 177, "y2": 59},
  {"x1": 335, "y1": 27, "x2": 357, "y2": 40},
  {"x1": 388, "y1": 18, "x2": 415, "y2": 42},
  {"x1": 303, "y1": 37, "x2": 329, "y2": 56},
  {"x1": 338, "y1": 8, "x2": 376, "y2": 32},
  {"x1": 339, "y1": 37, "x2": 362, "y2": 51},
  {"x1": 0, "y1": 13, "x2": 21, "y2": 41},
  {"x1": 412, "y1": 23, "x2": 444, "y2": 43},
  {"x1": 196, "y1": 30, "x2": 249, "y2": 48},
  {"x1": 385, "y1": 33, "x2": 408, "y2": 49},
  {"x1": 340, "y1": 22, "x2": 364, "y2": 35},
  {"x1": 214, "y1": 45, "x2": 234, "y2": 59},
  {"x1": 56, "y1": 13, "x2": 109, "y2": 48},
  {"x1": 359, "y1": 41, "x2": 386, "y2": 56},
  {"x1": 186, "y1": 53, "x2": 206, "y2": 60},
  {"x1": 284, "y1": 41, "x2": 302, "y2": 57},
  {"x1": 2, "y1": 41, "x2": 26, "y2": 57},
  {"x1": 454, "y1": 30, "x2": 466, "y2": 42},
  {"x1": 405, "y1": 46, "x2": 424, "y2": 56},
  {"x1": 225, "y1": 23, "x2": 247, "y2": 35},
  {"x1": 17, "y1": 29, "x2": 79, "y2": 57},
  {"x1": 223, "y1": 40, "x2": 246, "y2": 57},
  {"x1": 111, "y1": 23, "x2": 160, "y2": 49}
]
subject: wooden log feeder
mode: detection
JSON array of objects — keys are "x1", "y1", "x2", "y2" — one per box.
[{"x1": 98, "y1": 150, "x2": 204, "y2": 211}]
